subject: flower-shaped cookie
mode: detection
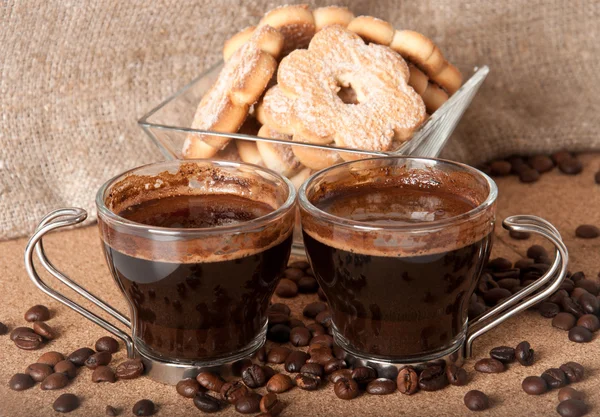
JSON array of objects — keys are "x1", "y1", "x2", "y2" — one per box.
[{"x1": 277, "y1": 25, "x2": 426, "y2": 152}]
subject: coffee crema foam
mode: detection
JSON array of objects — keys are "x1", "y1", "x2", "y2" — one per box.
[
  {"x1": 98, "y1": 163, "x2": 294, "y2": 263},
  {"x1": 301, "y1": 166, "x2": 496, "y2": 257}
]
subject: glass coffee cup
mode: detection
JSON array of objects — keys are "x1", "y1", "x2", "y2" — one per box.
[
  {"x1": 25, "y1": 160, "x2": 296, "y2": 384},
  {"x1": 299, "y1": 156, "x2": 568, "y2": 366}
]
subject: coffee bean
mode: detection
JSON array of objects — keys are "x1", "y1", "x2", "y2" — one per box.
[
  {"x1": 489, "y1": 346, "x2": 515, "y2": 363},
  {"x1": 468, "y1": 301, "x2": 486, "y2": 319},
  {"x1": 284, "y1": 351, "x2": 309, "y2": 373},
  {"x1": 311, "y1": 334, "x2": 334, "y2": 348},
  {"x1": 38, "y1": 351, "x2": 65, "y2": 367},
  {"x1": 307, "y1": 346, "x2": 334, "y2": 365},
  {"x1": 269, "y1": 303, "x2": 291, "y2": 316},
  {"x1": 550, "y1": 289, "x2": 569, "y2": 305},
  {"x1": 260, "y1": 392, "x2": 284, "y2": 416},
  {"x1": 334, "y1": 378, "x2": 359, "y2": 400},
  {"x1": 266, "y1": 373, "x2": 294, "y2": 393},
  {"x1": 539, "y1": 302, "x2": 560, "y2": 318},
  {"x1": 519, "y1": 168, "x2": 540, "y2": 183},
  {"x1": 483, "y1": 288, "x2": 512, "y2": 306},
  {"x1": 475, "y1": 358, "x2": 505, "y2": 373},
  {"x1": 300, "y1": 363, "x2": 324, "y2": 378},
  {"x1": 528, "y1": 155, "x2": 554, "y2": 173},
  {"x1": 32, "y1": 321, "x2": 54, "y2": 339},
  {"x1": 26, "y1": 363, "x2": 53, "y2": 382},
  {"x1": 396, "y1": 366, "x2": 419, "y2": 395},
  {"x1": 487, "y1": 257, "x2": 512, "y2": 271},
  {"x1": 220, "y1": 381, "x2": 249, "y2": 404},
  {"x1": 196, "y1": 371, "x2": 224, "y2": 392},
  {"x1": 284, "y1": 267, "x2": 305, "y2": 280},
  {"x1": 323, "y1": 359, "x2": 346, "y2": 375},
  {"x1": 315, "y1": 310, "x2": 332, "y2": 327},
  {"x1": 577, "y1": 314, "x2": 600, "y2": 332},
  {"x1": 85, "y1": 351, "x2": 112, "y2": 369},
  {"x1": 541, "y1": 368, "x2": 568, "y2": 389},
  {"x1": 515, "y1": 258, "x2": 534, "y2": 270},
  {"x1": 526, "y1": 245, "x2": 548, "y2": 260},
  {"x1": 298, "y1": 276, "x2": 319, "y2": 293},
  {"x1": 24, "y1": 305, "x2": 50, "y2": 322},
  {"x1": 303, "y1": 302, "x2": 327, "y2": 319},
  {"x1": 572, "y1": 287, "x2": 590, "y2": 300},
  {"x1": 91, "y1": 366, "x2": 115, "y2": 383},
  {"x1": 418, "y1": 365, "x2": 448, "y2": 391},
  {"x1": 53, "y1": 393, "x2": 79, "y2": 413},
  {"x1": 464, "y1": 390, "x2": 489, "y2": 411},
  {"x1": 515, "y1": 341, "x2": 535, "y2": 366},
  {"x1": 267, "y1": 324, "x2": 290, "y2": 343},
  {"x1": 575, "y1": 279, "x2": 599, "y2": 295},
  {"x1": 14, "y1": 330, "x2": 43, "y2": 350},
  {"x1": 288, "y1": 260, "x2": 310, "y2": 269},
  {"x1": 561, "y1": 279, "x2": 576, "y2": 293},
  {"x1": 115, "y1": 359, "x2": 144, "y2": 380},
  {"x1": 275, "y1": 279, "x2": 298, "y2": 298},
  {"x1": 509, "y1": 230, "x2": 531, "y2": 240},
  {"x1": 0, "y1": 321, "x2": 8, "y2": 335},
  {"x1": 578, "y1": 293, "x2": 600, "y2": 315},
  {"x1": 559, "y1": 157, "x2": 583, "y2": 175},
  {"x1": 490, "y1": 160, "x2": 512, "y2": 176},
  {"x1": 41, "y1": 372, "x2": 69, "y2": 390},
  {"x1": 132, "y1": 399, "x2": 155, "y2": 416},
  {"x1": 351, "y1": 366, "x2": 377, "y2": 385},
  {"x1": 558, "y1": 387, "x2": 585, "y2": 402},
  {"x1": 67, "y1": 347, "x2": 95, "y2": 366},
  {"x1": 235, "y1": 392, "x2": 262, "y2": 414},
  {"x1": 176, "y1": 378, "x2": 201, "y2": 398},
  {"x1": 105, "y1": 405, "x2": 118, "y2": 416},
  {"x1": 54, "y1": 360, "x2": 77, "y2": 379},
  {"x1": 445, "y1": 364, "x2": 468, "y2": 386},
  {"x1": 326, "y1": 369, "x2": 351, "y2": 384},
  {"x1": 95, "y1": 336, "x2": 119, "y2": 353},
  {"x1": 559, "y1": 362, "x2": 585, "y2": 383},
  {"x1": 562, "y1": 297, "x2": 585, "y2": 318},
  {"x1": 306, "y1": 323, "x2": 326, "y2": 337},
  {"x1": 522, "y1": 376, "x2": 548, "y2": 395},
  {"x1": 290, "y1": 327, "x2": 311, "y2": 347},
  {"x1": 363, "y1": 378, "x2": 395, "y2": 395},
  {"x1": 295, "y1": 373, "x2": 320, "y2": 391},
  {"x1": 267, "y1": 346, "x2": 291, "y2": 364},
  {"x1": 497, "y1": 278, "x2": 521, "y2": 291},
  {"x1": 552, "y1": 150, "x2": 572, "y2": 164},
  {"x1": 268, "y1": 312, "x2": 290, "y2": 327},
  {"x1": 569, "y1": 326, "x2": 593, "y2": 343},
  {"x1": 317, "y1": 288, "x2": 327, "y2": 301},
  {"x1": 9, "y1": 373, "x2": 34, "y2": 391},
  {"x1": 241, "y1": 364, "x2": 267, "y2": 388},
  {"x1": 557, "y1": 399, "x2": 588, "y2": 417},
  {"x1": 289, "y1": 318, "x2": 305, "y2": 329},
  {"x1": 193, "y1": 392, "x2": 222, "y2": 413},
  {"x1": 10, "y1": 326, "x2": 34, "y2": 341}
]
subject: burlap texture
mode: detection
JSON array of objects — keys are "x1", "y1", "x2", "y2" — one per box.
[{"x1": 1, "y1": 0, "x2": 599, "y2": 240}]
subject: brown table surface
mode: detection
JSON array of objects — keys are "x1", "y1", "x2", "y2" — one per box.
[{"x1": 2, "y1": 154, "x2": 600, "y2": 417}]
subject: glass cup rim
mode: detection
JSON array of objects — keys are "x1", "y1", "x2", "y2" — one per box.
[
  {"x1": 95, "y1": 159, "x2": 297, "y2": 236},
  {"x1": 298, "y1": 156, "x2": 498, "y2": 232}
]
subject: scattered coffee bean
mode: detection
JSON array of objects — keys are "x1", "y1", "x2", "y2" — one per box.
[
  {"x1": 559, "y1": 158, "x2": 583, "y2": 175},
  {"x1": 311, "y1": 334, "x2": 334, "y2": 348},
  {"x1": 446, "y1": 364, "x2": 468, "y2": 386},
  {"x1": 575, "y1": 279, "x2": 599, "y2": 295},
  {"x1": 288, "y1": 260, "x2": 310, "y2": 269},
  {"x1": 275, "y1": 279, "x2": 298, "y2": 298},
  {"x1": 85, "y1": 351, "x2": 112, "y2": 369},
  {"x1": 303, "y1": 302, "x2": 327, "y2": 319},
  {"x1": 569, "y1": 326, "x2": 593, "y2": 343},
  {"x1": 539, "y1": 302, "x2": 561, "y2": 318},
  {"x1": 490, "y1": 160, "x2": 512, "y2": 176},
  {"x1": 497, "y1": 278, "x2": 521, "y2": 291},
  {"x1": 132, "y1": 399, "x2": 155, "y2": 416},
  {"x1": 260, "y1": 392, "x2": 284, "y2": 416},
  {"x1": 551, "y1": 150, "x2": 572, "y2": 164},
  {"x1": 196, "y1": 372, "x2": 224, "y2": 392},
  {"x1": 54, "y1": 360, "x2": 77, "y2": 379},
  {"x1": 95, "y1": 336, "x2": 119, "y2": 353},
  {"x1": 193, "y1": 392, "x2": 222, "y2": 413},
  {"x1": 365, "y1": 378, "x2": 396, "y2": 395},
  {"x1": 269, "y1": 303, "x2": 291, "y2": 316},
  {"x1": 300, "y1": 363, "x2": 324, "y2": 378},
  {"x1": 475, "y1": 358, "x2": 505, "y2": 373},
  {"x1": 527, "y1": 245, "x2": 548, "y2": 260},
  {"x1": 91, "y1": 366, "x2": 116, "y2": 383},
  {"x1": 519, "y1": 168, "x2": 540, "y2": 183},
  {"x1": 541, "y1": 368, "x2": 568, "y2": 389},
  {"x1": 266, "y1": 373, "x2": 294, "y2": 393},
  {"x1": 235, "y1": 393, "x2": 262, "y2": 414},
  {"x1": 9, "y1": 373, "x2": 35, "y2": 391},
  {"x1": 576, "y1": 314, "x2": 600, "y2": 332},
  {"x1": 578, "y1": 293, "x2": 600, "y2": 314},
  {"x1": 297, "y1": 276, "x2": 319, "y2": 293},
  {"x1": 0, "y1": 321, "x2": 8, "y2": 335},
  {"x1": 464, "y1": 390, "x2": 489, "y2": 411},
  {"x1": 509, "y1": 230, "x2": 531, "y2": 240},
  {"x1": 556, "y1": 399, "x2": 588, "y2": 417},
  {"x1": 334, "y1": 378, "x2": 359, "y2": 400},
  {"x1": 105, "y1": 405, "x2": 118, "y2": 416},
  {"x1": 24, "y1": 305, "x2": 50, "y2": 322},
  {"x1": 528, "y1": 155, "x2": 554, "y2": 173},
  {"x1": 487, "y1": 257, "x2": 512, "y2": 271},
  {"x1": 560, "y1": 362, "x2": 585, "y2": 383},
  {"x1": 242, "y1": 364, "x2": 268, "y2": 388},
  {"x1": 35, "y1": 351, "x2": 64, "y2": 367},
  {"x1": 483, "y1": 288, "x2": 512, "y2": 306},
  {"x1": 595, "y1": 171, "x2": 600, "y2": 184},
  {"x1": 67, "y1": 347, "x2": 95, "y2": 366},
  {"x1": 115, "y1": 359, "x2": 144, "y2": 380},
  {"x1": 515, "y1": 341, "x2": 535, "y2": 366},
  {"x1": 561, "y1": 279, "x2": 576, "y2": 293},
  {"x1": 267, "y1": 324, "x2": 291, "y2": 343},
  {"x1": 10, "y1": 327, "x2": 34, "y2": 341},
  {"x1": 295, "y1": 373, "x2": 320, "y2": 391},
  {"x1": 284, "y1": 267, "x2": 305, "y2": 280},
  {"x1": 14, "y1": 330, "x2": 43, "y2": 350},
  {"x1": 562, "y1": 297, "x2": 585, "y2": 318},
  {"x1": 41, "y1": 372, "x2": 69, "y2": 390},
  {"x1": 26, "y1": 363, "x2": 53, "y2": 382},
  {"x1": 307, "y1": 346, "x2": 334, "y2": 365},
  {"x1": 324, "y1": 359, "x2": 346, "y2": 375},
  {"x1": 489, "y1": 346, "x2": 516, "y2": 363},
  {"x1": 220, "y1": 381, "x2": 249, "y2": 404},
  {"x1": 418, "y1": 365, "x2": 448, "y2": 391},
  {"x1": 284, "y1": 351, "x2": 309, "y2": 373},
  {"x1": 176, "y1": 378, "x2": 201, "y2": 398},
  {"x1": 351, "y1": 366, "x2": 377, "y2": 385},
  {"x1": 306, "y1": 323, "x2": 326, "y2": 337},
  {"x1": 53, "y1": 393, "x2": 79, "y2": 413},
  {"x1": 315, "y1": 310, "x2": 332, "y2": 328},
  {"x1": 522, "y1": 376, "x2": 548, "y2": 395},
  {"x1": 289, "y1": 327, "x2": 311, "y2": 347},
  {"x1": 397, "y1": 366, "x2": 419, "y2": 395},
  {"x1": 267, "y1": 346, "x2": 291, "y2": 364},
  {"x1": 32, "y1": 321, "x2": 54, "y2": 340},
  {"x1": 559, "y1": 387, "x2": 585, "y2": 402},
  {"x1": 289, "y1": 318, "x2": 305, "y2": 329}
]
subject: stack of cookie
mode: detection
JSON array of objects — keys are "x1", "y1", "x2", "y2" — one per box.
[{"x1": 183, "y1": 5, "x2": 462, "y2": 187}]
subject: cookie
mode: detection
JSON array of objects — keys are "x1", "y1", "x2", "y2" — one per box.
[
  {"x1": 291, "y1": 143, "x2": 342, "y2": 171},
  {"x1": 347, "y1": 15, "x2": 394, "y2": 45},
  {"x1": 313, "y1": 6, "x2": 355, "y2": 31},
  {"x1": 256, "y1": 125, "x2": 302, "y2": 177},
  {"x1": 255, "y1": 84, "x2": 294, "y2": 135},
  {"x1": 257, "y1": 4, "x2": 316, "y2": 56},
  {"x1": 289, "y1": 167, "x2": 312, "y2": 190}
]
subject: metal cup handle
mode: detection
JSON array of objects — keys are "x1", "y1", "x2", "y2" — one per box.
[
  {"x1": 24, "y1": 208, "x2": 135, "y2": 357},
  {"x1": 464, "y1": 214, "x2": 568, "y2": 357}
]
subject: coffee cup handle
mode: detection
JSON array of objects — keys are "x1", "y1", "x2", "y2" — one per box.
[
  {"x1": 464, "y1": 214, "x2": 568, "y2": 357},
  {"x1": 24, "y1": 208, "x2": 135, "y2": 358}
]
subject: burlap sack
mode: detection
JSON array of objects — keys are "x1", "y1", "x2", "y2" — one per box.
[{"x1": 1, "y1": 0, "x2": 598, "y2": 241}]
